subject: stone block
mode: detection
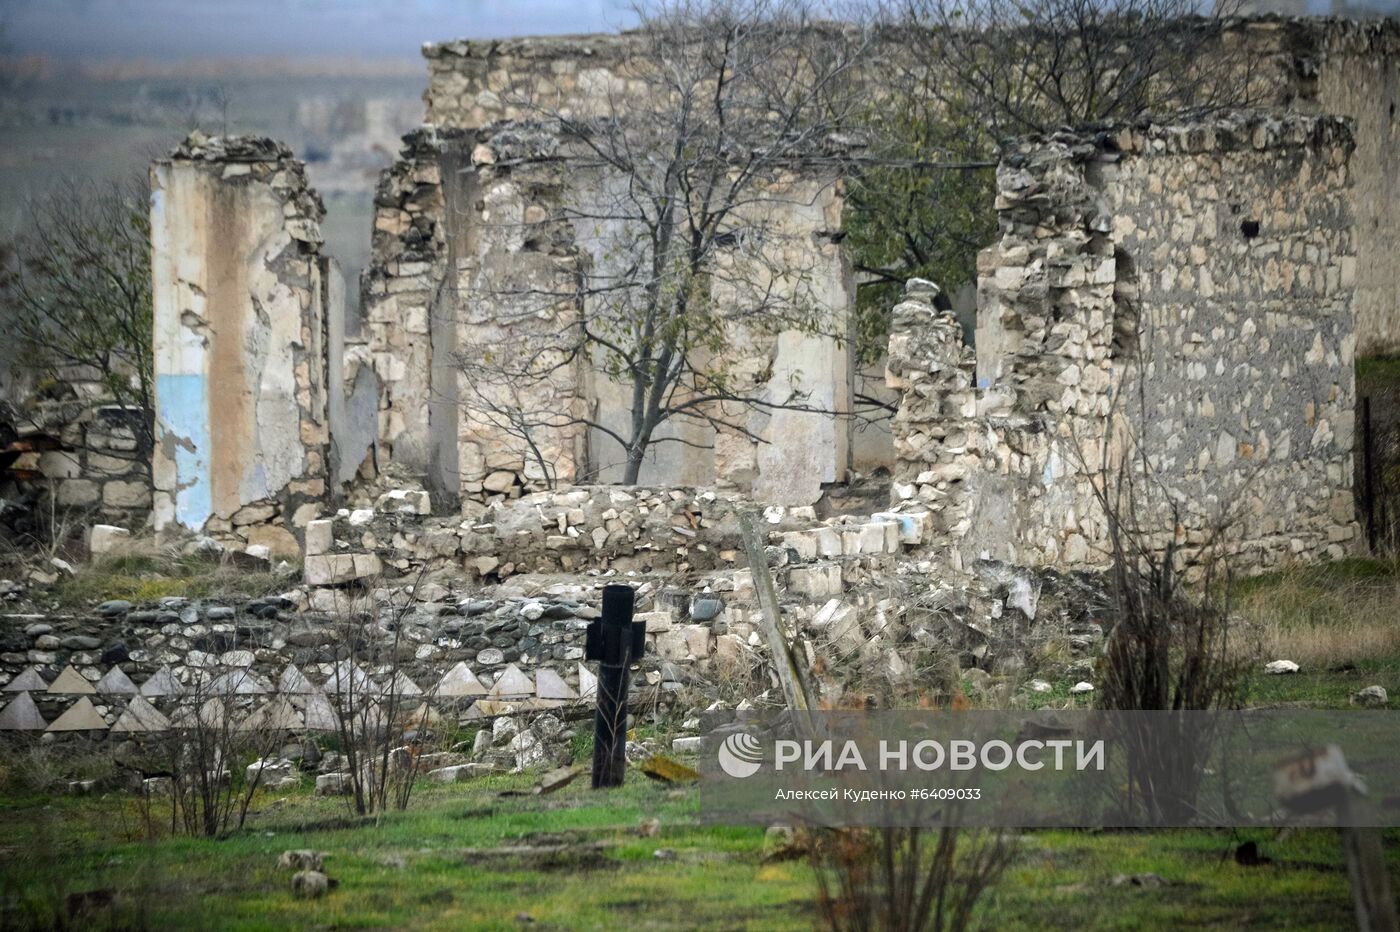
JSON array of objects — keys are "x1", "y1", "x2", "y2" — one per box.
[
  {"x1": 682, "y1": 624, "x2": 711, "y2": 658},
  {"x1": 304, "y1": 553, "x2": 382, "y2": 586},
  {"x1": 304, "y1": 519, "x2": 334, "y2": 556},
  {"x1": 638, "y1": 611, "x2": 673, "y2": 633},
  {"x1": 245, "y1": 523, "x2": 300, "y2": 559},
  {"x1": 89, "y1": 524, "x2": 132, "y2": 557},
  {"x1": 789, "y1": 564, "x2": 841, "y2": 598},
  {"x1": 654, "y1": 629, "x2": 689, "y2": 661},
  {"x1": 375, "y1": 489, "x2": 431, "y2": 515},
  {"x1": 57, "y1": 480, "x2": 100, "y2": 507}
]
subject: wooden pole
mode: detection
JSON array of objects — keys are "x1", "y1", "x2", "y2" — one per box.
[
  {"x1": 736, "y1": 509, "x2": 817, "y2": 718},
  {"x1": 1340, "y1": 795, "x2": 1400, "y2": 932}
]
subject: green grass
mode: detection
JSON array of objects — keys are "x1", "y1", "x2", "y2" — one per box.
[
  {"x1": 0, "y1": 770, "x2": 1392, "y2": 930},
  {"x1": 1357, "y1": 355, "x2": 1400, "y2": 386},
  {"x1": 50, "y1": 552, "x2": 286, "y2": 610}
]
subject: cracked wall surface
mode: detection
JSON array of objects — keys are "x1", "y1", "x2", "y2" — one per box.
[
  {"x1": 889, "y1": 112, "x2": 1360, "y2": 572},
  {"x1": 150, "y1": 134, "x2": 333, "y2": 555}
]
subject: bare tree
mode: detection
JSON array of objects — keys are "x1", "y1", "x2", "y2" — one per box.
[
  {"x1": 0, "y1": 178, "x2": 154, "y2": 475},
  {"x1": 882, "y1": 0, "x2": 1250, "y2": 137},
  {"x1": 326, "y1": 573, "x2": 438, "y2": 818},
  {"x1": 461, "y1": 0, "x2": 873, "y2": 484}
]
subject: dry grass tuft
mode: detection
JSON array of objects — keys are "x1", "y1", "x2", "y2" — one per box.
[{"x1": 1236, "y1": 558, "x2": 1400, "y2": 669}]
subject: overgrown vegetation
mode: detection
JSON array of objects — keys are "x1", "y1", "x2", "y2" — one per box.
[
  {"x1": 811, "y1": 826, "x2": 1014, "y2": 932},
  {"x1": 50, "y1": 551, "x2": 285, "y2": 609},
  {"x1": 0, "y1": 177, "x2": 154, "y2": 474}
]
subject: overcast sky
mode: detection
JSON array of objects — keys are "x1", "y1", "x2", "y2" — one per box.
[
  {"x1": 1, "y1": 0, "x2": 635, "y2": 61},
  {"x1": 2, "y1": 0, "x2": 1395, "y2": 62}
]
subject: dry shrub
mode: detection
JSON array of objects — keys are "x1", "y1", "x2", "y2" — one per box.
[{"x1": 810, "y1": 826, "x2": 1014, "y2": 932}]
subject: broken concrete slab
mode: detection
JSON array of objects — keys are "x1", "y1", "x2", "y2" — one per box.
[
  {"x1": 46, "y1": 697, "x2": 107, "y2": 732},
  {"x1": 110, "y1": 695, "x2": 171, "y2": 733},
  {"x1": 0, "y1": 692, "x2": 47, "y2": 730},
  {"x1": 89, "y1": 524, "x2": 132, "y2": 557},
  {"x1": 47, "y1": 665, "x2": 96, "y2": 695}
]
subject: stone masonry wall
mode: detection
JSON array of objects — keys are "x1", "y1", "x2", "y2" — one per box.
[
  {"x1": 422, "y1": 20, "x2": 1400, "y2": 357},
  {"x1": 364, "y1": 125, "x2": 589, "y2": 503},
  {"x1": 366, "y1": 121, "x2": 855, "y2": 508},
  {"x1": 423, "y1": 35, "x2": 645, "y2": 129},
  {"x1": 23, "y1": 401, "x2": 152, "y2": 520},
  {"x1": 890, "y1": 111, "x2": 1360, "y2": 572},
  {"x1": 1098, "y1": 112, "x2": 1360, "y2": 566},
  {"x1": 150, "y1": 135, "x2": 333, "y2": 558}
]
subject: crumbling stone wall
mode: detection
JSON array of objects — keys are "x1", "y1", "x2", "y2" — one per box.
[
  {"x1": 1310, "y1": 21, "x2": 1400, "y2": 357},
  {"x1": 19, "y1": 401, "x2": 151, "y2": 519},
  {"x1": 423, "y1": 35, "x2": 644, "y2": 129},
  {"x1": 149, "y1": 135, "x2": 334, "y2": 557},
  {"x1": 890, "y1": 112, "x2": 1360, "y2": 572},
  {"x1": 364, "y1": 125, "x2": 589, "y2": 503},
  {"x1": 424, "y1": 20, "x2": 1400, "y2": 359},
  {"x1": 1234, "y1": 17, "x2": 1400, "y2": 356},
  {"x1": 366, "y1": 120, "x2": 855, "y2": 508}
]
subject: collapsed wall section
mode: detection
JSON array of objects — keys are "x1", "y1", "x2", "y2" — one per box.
[
  {"x1": 364, "y1": 125, "x2": 589, "y2": 504},
  {"x1": 150, "y1": 135, "x2": 332, "y2": 556},
  {"x1": 890, "y1": 111, "x2": 1360, "y2": 572},
  {"x1": 366, "y1": 122, "x2": 856, "y2": 507}
]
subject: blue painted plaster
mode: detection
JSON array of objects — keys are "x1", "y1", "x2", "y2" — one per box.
[{"x1": 156, "y1": 373, "x2": 212, "y2": 529}]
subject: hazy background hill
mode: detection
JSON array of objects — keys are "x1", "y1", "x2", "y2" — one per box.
[{"x1": 0, "y1": 0, "x2": 630, "y2": 319}]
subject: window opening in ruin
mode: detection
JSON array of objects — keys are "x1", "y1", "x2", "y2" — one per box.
[{"x1": 1111, "y1": 248, "x2": 1139, "y2": 360}]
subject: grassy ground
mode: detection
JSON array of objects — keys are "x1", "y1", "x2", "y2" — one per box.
[
  {"x1": 1236, "y1": 557, "x2": 1400, "y2": 708},
  {"x1": 3, "y1": 555, "x2": 1397, "y2": 929},
  {"x1": 1, "y1": 767, "x2": 1394, "y2": 931}
]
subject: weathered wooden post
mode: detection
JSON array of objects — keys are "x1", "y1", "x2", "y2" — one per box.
[
  {"x1": 1275, "y1": 745, "x2": 1399, "y2": 932},
  {"x1": 585, "y1": 583, "x2": 644, "y2": 788}
]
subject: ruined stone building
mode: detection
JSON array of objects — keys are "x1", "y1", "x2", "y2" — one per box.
[
  {"x1": 892, "y1": 113, "x2": 1360, "y2": 571},
  {"x1": 9, "y1": 15, "x2": 1391, "y2": 575}
]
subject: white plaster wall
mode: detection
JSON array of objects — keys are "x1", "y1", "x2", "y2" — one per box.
[{"x1": 150, "y1": 160, "x2": 314, "y2": 531}]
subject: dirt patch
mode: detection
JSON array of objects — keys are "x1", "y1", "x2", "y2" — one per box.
[{"x1": 459, "y1": 841, "x2": 619, "y2": 872}]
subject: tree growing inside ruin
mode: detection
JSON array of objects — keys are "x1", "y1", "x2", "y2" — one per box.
[
  {"x1": 845, "y1": 0, "x2": 1251, "y2": 357},
  {"x1": 0, "y1": 178, "x2": 154, "y2": 473},
  {"x1": 461, "y1": 0, "x2": 872, "y2": 485}
]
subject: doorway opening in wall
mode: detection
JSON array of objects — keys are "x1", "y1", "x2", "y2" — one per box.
[{"x1": 313, "y1": 192, "x2": 379, "y2": 496}]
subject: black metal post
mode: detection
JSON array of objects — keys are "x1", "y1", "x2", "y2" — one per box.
[{"x1": 586, "y1": 584, "x2": 643, "y2": 788}]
